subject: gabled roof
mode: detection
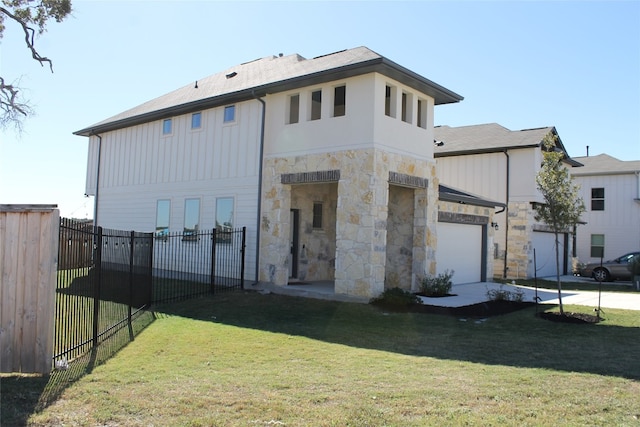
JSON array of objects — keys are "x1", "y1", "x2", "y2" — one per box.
[
  {"x1": 75, "y1": 46, "x2": 463, "y2": 136},
  {"x1": 433, "y1": 123, "x2": 582, "y2": 167},
  {"x1": 438, "y1": 184, "x2": 506, "y2": 208},
  {"x1": 570, "y1": 154, "x2": 640, "y2": 176}
]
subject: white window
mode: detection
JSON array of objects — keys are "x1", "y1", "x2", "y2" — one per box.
[
  {"x1": 287, "y1": 94, "x2": 300, "y2": 124},
  {"x1": 155, "y1": 200, "x2": 170, "y2": 237},
  {"x1": 162, "y1": 118, "x2": 172, "y2": 135},
  {"x1": 401, "y1": 92, "x2": 413, "y2": 123},
  {"x1": 333, "y1": 85, "x2": 346, "y2": 117},
  {"x1": 591, "y1": 234, "x2": 604, "y2": 258},
  {"x1": 224, "y1": 105, "x2": 236, "y2": 123},
  {"x1": 191, "y1": 112, "x2": 202, "y2": 129},
  {"x1": 216, "y1": 197, "x2": 234, "y2": 243},
  {"x1": 183, "y1": 198, "x2": 200, "y2": 240},
  {"x1": 417, "y1": 99, "x2": 427, "y2": 129},
  {"x1": 310, "y1": 90, "x2": 322, "y2": 121},
  {"x1": 385, "y1": 85, "x2": 397, "y2": 118},
  {"x1": 591, "y1": 188, "x2": 605, "y2": 211}
]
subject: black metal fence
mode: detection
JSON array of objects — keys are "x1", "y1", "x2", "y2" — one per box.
[{"x1": 55, "y1": 219, "x2": 246, "y2": 365}]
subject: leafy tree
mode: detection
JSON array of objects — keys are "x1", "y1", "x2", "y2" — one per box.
[
  {"x1": 0, "y1": 0, "x2": 72, "y2": 131},
  {"x1": 534, "y1": 133, "x2": 585, "y2": 315}
]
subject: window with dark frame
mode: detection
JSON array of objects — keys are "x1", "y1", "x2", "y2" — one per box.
[
  {"x1": 333, "y1": 85, "x2": 346, "y2": 117},
  {"x1": 312, "y1": 202, "x2": 323, "y2": 229},
  {"x1": 590, "y1": 234, "x2": 605, "y2": 258},
  {"x1": 311, "y1": 90, "x2": 322, "y2": 120},
  {"x1": 401, "y1": 92, "x2": 408, "y2": 122},
  {"x1": 591, "y1": 188, "x2": 605, "y2": 211}
]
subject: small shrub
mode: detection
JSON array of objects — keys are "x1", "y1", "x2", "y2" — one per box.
[
  {"x1": 486, "y1": 284, "x2": 525, "y2": 302},
  {"x1": 420, "y1": 270, "x2": 454, "y2": 297},
  {"x1": 370, "y1": 287, "x2": 420, "y2": 308}
]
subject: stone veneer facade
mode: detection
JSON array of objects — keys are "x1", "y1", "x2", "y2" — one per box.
[
  {"x1": 500, "y1": 201, "x2": 535, "y2": 279},
  {"x1": 260, "y1": 148, "x2": 439, "y2": 299}
]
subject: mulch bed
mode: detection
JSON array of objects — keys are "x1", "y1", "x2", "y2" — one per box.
[
  {"x1": 536, "y1": 311, "x2": 601, "y2": 324},
  {"x1": 412, "y1": 300, "x2": 534, "y2": 317}
]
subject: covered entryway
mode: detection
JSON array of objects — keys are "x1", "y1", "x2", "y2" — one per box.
[
  {"x1": 437, "y1": 222, "x2": 483, "y2": 284},
  {"x1": 531, "y1": 230, "x2": 568, "y2": 278}
]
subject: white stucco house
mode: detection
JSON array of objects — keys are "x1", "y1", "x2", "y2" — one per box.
[
  {"x1": 570, "y1": 153, "x2": 640, "y2": 265},
  {"x1": 434, "y1": 123, "x2": 583, "y2": 280},
  {"x1": 75, "y1": 47, "x2": 504, "y2": 299}
]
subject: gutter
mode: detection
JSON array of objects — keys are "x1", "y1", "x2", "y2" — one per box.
[
  {"x1": 503, "y1": 149, "x2": 510, "y2": 279},
  {"x1": 252, "y1": 91, "x2": 266, "y2": 284},
  {"x1": 91, "y1": 132, "x2": 103, "y2": 226}
]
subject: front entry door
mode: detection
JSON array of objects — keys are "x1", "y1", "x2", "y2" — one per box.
[{"x1": 289, "y1": 209, "x2": 300, "y2": 278}]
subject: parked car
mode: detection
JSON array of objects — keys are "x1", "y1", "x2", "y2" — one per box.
[{"x1": 579, "y1": 252, "x2": 640, "y2": 282}]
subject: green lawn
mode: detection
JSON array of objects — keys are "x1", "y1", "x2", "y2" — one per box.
[{"x1": 3, "y1": 291, "x2": 640, "y2": 426}]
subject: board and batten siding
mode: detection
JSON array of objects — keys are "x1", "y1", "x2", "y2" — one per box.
[
  {"x1": 0, "y1": 205, "x2": 59, "y2": 374},
  {"x1": 84, "y1": 100, "x2": 263, "y2": 281},
  {"x1": 574, "y1": 173, "x2": 640, "y2": 262}
]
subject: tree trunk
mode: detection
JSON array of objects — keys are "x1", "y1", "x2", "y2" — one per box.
[{"x1": 554, "y1": 231, "x2": 564, "y2": 315}]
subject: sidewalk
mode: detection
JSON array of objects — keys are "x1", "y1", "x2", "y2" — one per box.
[{"x1": 419, "y1": 276, "x2": 640, "y2": 311}]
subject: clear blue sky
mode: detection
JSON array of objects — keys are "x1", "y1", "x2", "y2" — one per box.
[{"x1": 1, "y1": 0, "x2": 639, "y2": 218}]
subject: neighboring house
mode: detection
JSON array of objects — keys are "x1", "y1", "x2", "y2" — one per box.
[
  {"x1": 434, "y1": 123, "x2": 583, "y2": 280},
  {"x1": 570, "y1": 154, "x2": 640, "y2": 266},
  {"x1": 75, "y1": 46, "x2": 504, "y2": 299}
]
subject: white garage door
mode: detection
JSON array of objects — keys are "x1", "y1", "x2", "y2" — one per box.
[
  {"x1": 437, "y1": 222, "x2": 482, "y2": 284},
  {"x1": 531, "y1": 231, "x2": 566, "y2": 278}
]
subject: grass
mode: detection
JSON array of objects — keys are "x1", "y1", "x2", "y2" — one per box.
[{"x1": 3, "y1": 291, "x2": 640, "y2": 426}]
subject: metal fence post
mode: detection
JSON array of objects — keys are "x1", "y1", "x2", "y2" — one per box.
[
  {"x1": 210, "y1": 228, "x2": 217, "y2": 294},
  {"x1": 241, "y1": 227, "x2": 246, "y2": 290},
  {"x1": 128, "y1": 231, "x2": 135, "y2": 331},
  {"x1": 93, "y1": 226, "x2": 103, "y2": 349}
]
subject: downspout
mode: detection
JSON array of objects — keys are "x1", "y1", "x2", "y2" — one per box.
[
  {"x1": 252, "y1": 91, "x2": 266, "y2": 284},
  {"x1": 91, "y1": 132, "x2": 103, "y2": 227},
  {"x1": 502, "y1": 149, "x2": 510, "y2": 278}
]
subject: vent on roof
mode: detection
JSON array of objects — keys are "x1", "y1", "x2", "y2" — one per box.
[{"x1": 226, "y1": 72, "x2": 237, "y2": 79}]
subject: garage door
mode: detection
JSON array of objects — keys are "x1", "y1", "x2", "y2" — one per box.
[
  {"x1": 531, "y1": 231, "x2": 566, "y2": 278},
  {"x1": 437, "y1": 222, "x2": 482, "y2": 284}
]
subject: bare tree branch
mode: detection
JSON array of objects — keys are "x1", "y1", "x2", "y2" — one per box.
[{"x1": 0, "y1": 6, "x2": 54, "y2": 72}]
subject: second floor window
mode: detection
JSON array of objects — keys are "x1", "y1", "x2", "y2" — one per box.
[
  {"x1": 162, "y1": 118, "x2": 172, "y2": 135},
  {"x1": 191, "y1": 112, "x2": 202, "y2": 129},
  {"x1": 333, "y1": 85, "x2": 346, "y2": 117},
  {"x1": 224, "y1": 105, "x2": 236, "y2": 123},
  {"x1": 311, "y1": 90, "x2": 322, "y2": 120},
  {"x1": 591, "y1": 188, "x2": 604, "y2": 211},
  {"x1": 417, "y1": 99, "x2": 427, "y2": 129},
  {"x1": 288, "y1": 94, "x2": 300, "y2": 124}
]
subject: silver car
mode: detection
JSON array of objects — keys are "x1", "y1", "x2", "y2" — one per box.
[{"x1": 579, "y1": 252, "x2": 640, "y2": 282}]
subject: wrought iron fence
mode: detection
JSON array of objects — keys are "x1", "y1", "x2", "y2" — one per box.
[{"x1": 55, "y1": 219, "x2": 246, "y2": 366}]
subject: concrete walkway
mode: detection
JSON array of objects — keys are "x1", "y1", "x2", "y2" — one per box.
[
  {"x1": 420, "y1": 276, "x2": 640, "y2": 311},
  {"x1": 255, "y1": 276, "x2": 640, "y2": 311}
]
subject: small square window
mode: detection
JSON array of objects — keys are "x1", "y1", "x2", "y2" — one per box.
[
  {"x1": 162, "y1": 118, "x2": 172, "y2": 135},
  {"x1": 191, "y1": 112, "x2": 202, "y2": 129},
  {"x1": 312, "y1": 202, "x2": 323, "y2": 229},
  {"x1": 224, "y1": 105, "x2": 236, "y2": 123}
]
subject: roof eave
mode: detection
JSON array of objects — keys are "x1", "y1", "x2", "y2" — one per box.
[{"x1": 75, "y1": 55, "x2": 463, "y2": 137}]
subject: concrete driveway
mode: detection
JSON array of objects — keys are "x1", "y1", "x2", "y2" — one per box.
[{"x1": 420, "y1": 276, "x2": 640, "y2": 311}]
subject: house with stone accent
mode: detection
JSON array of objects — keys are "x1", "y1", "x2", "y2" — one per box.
[
  {"x1": 75, "y1": 47, "x2": 503, "y2": 299},
  {"x1": 570, "y1": 153, "x2": 640, "y2": 266},
  {"x1": 434, "y1": 123, "x2": 583, "y2": 280}
]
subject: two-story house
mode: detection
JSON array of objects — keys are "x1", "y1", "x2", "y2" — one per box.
[
  {"x1": 570, "y1": 153, "x2": 640, "y2": 265},
  {"x1": 434, "y1": 123, "x2": 582, "y2": 280},
  {"x1": 75, "y1": 47, "x2": 504, "y2": 299}
]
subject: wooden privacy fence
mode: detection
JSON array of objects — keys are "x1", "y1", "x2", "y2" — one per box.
[{"x1": 0, "y1": 205, "x2": 59, "y2": 374}]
